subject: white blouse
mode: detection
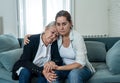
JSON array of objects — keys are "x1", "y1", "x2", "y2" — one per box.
[
  {"x1": 57, "y1": 29, "x2": 95, "y2": 73},
  {"x1": 59, "y1": 42, "x2": 75, "y2": 64}
]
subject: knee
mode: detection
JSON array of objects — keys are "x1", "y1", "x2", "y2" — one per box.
[
  {"x1": 20, "y1": 68, "x2": 31, "y2": 77},
  {"x1": 68, "y1": 69, "x2": 83, "y2": 83},
  {"x1": 68, "y1": 69, "x2": 80, "y2": 78}
]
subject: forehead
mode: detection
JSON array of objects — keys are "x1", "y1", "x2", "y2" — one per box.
[
  {"x1": 48, "y1": 26, "x2": 57, "y2": 31},
  {"x1": 56, "y1": 16, "x2": 67, "y2": 23}
]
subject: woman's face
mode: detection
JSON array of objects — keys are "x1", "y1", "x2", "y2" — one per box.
[
  {"x1": 44, "y1": 26, "x2": 58, "y2": 44},
  {"x1": 56, "y1": 16, "x2": 72, "y2": 36}
]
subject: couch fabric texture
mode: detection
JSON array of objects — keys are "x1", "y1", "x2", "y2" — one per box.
[
  {"x1": 0, "y1": 34, "x2": 120, "y2": 83},
  {"x1": 106, "y1": 40, "x2": 120, "y2": 74}
]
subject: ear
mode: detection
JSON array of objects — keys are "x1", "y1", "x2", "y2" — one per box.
[{"x1": 70, "y1": 21, "x2": 73, "y2": 28}]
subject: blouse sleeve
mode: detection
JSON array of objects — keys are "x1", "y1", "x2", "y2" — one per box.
[{"x1": 73, "y1": 32, "x2": 87, "y2": 67}]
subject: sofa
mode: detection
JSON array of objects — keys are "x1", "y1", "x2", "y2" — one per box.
[{"x1": 0, "y1": 34, "x2": 120, "y2": 83}]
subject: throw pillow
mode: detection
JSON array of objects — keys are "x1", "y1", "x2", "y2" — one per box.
[
  {"x1": 85, "y1": 41, "x2": 106, "y2": 62},
  {"x1": 0, "y1": 34, "x2": 20, "y2": 52},
  {"x1": 106, "y1": 40, "x2": 120, "y2": 74},
  {"x1": 0, "y1": 48, "x2": 23, "y2": 71},
  {"x1": 0, "y1": 52, "x2": 4, "y2": 68},
  {"x1": 0, "y1": 63, "x2": 2, "y2": 68}
]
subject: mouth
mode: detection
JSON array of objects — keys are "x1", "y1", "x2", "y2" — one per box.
[{"x1": 59, "y1": 30, "x2": 65, "y2": 33}]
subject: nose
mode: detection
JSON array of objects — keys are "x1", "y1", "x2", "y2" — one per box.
[{"x1": 59, "y1": 25, "x2": 64, "y2": 30}]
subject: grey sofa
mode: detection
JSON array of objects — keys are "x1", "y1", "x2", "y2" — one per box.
[{"x1": 0, "y1": 34, "x2": 120, "y2": 83}]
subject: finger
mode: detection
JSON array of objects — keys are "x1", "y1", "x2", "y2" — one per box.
[
  {"x1": 45, "y1": 66, "x2": 51, "y2": 73},
  {"x1": 47, "y1": 75, "x2": 55, "y2": 83},
  {"x1": 50, "y1": 73, "x2": 57, "y2": 79},
  {"x1": 48, "y1": 77, "x2": 56, "y2": 82},
  {"x1": 26, "y1": 39, "x2": 30, "y2": 43},
  {"x1": 46, "y1": 78, "x2": 52, "y2": 83},
  {"x1": 24, "y1": 39, "x2": 30, "y2": 45}
]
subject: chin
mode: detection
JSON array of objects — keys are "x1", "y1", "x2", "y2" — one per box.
[{"x1": 60, "y1": 33, "x2": 65, "y2": 35}]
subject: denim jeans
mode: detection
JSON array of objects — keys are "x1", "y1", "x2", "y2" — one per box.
[
  {"x1": 52, "y1": 70, "x2": 70, "y2": 83},
  {"x1": 67, "y1": 66, "x2": 93, "y2": 83},
  {"x1": 19, "y1": 68, "x2": 47, "y2": 83},
  {"x1": 19, "y1": 68, "x2": 31, "y2": 83}
]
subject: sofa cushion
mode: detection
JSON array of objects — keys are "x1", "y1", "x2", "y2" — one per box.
[
  {"x1": 106, "y1": 40, "x2": 120, "y2": 74},
  {"x1": 0, "y1": 63, "x2": 3, "y2": 68},
  {"x1": 0, "y1": 34, "x2": 20, "y2": 52},
  {"x1": 0, "y1": 48, "x2": 23, "y2": 71},
  {"x1": 0, "y1": 53, "x2": 3, "y2": 68},
  {"x1": 0, "y1": 67, "x2": 19, "y2": 83},
  {"x1": 88, "y1": 67, "x2": 120, "y2": 83},
  {"x1": 85, "y1": 41, "x2": 106, "y2": 62}
]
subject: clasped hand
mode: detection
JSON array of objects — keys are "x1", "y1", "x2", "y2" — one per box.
[{"x1": 43, "y1": 61, "x2": 58, "y2": 83}]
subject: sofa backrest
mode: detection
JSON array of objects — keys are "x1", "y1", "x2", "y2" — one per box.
[
  {"x1": 0, "y1": 34, "x2": 20, "y2": 53},
  {"x1": 84, "y1": 37, "x2": 120, "y2": 51},
  {"x1": 17, "y1": 37, "x2": 120, "y2": 62},
  {"x1": 84, "y1": 37, "x2": 120, "y2": 62}
]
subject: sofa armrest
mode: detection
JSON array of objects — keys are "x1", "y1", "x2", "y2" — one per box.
[{"x1": 18, "y1": 38, "x2": 24, "y2": 48}]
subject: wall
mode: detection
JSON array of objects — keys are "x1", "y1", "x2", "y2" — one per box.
[
  {"x1": 1, "y1": 0, "x2": 120, "y2": 37},
  {"x1": 0, "y1": 0, "x2": 18, "y2": 37},
  {"x1": 109, "y1": 0, "x2": 120, "y2": 37},
  {"x1": 0, "y1": 17, "x2": 3, "y2": 34},
  {"x1": 74, "y1": 0, "x2": 109, "y2": 37}
]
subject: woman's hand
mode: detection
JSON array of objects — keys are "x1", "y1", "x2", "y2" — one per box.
[
  {"x1": 24, "y1": 34, "x2": 31, "y2": 45},
  {"x1": 42, "y1": 69, "x2": 57, "y2": 82},
  {"x1": 44, "y1": 61, "x2": 58, "y2": 72}
]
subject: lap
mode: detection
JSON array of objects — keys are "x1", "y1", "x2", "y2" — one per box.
[
  {"x1": 55, "y1": 70, "x2": 70, "y2": 80},
  {"x1": 68, "y1": 66, "x2": 93, "y2": 81}
]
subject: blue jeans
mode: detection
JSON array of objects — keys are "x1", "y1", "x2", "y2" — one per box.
[
  {"x1": 19, "y1": 68, "x2": 31, "y2": 83},
  {"x1": 52, "y1": 70, "x2": 70, "y2": 83},
  {"x1": 19, "y1": 68, "x2": 47, "y2": 83},
  {"x1": 67, "y1": 66, "x2": 93, "y2": 83}
]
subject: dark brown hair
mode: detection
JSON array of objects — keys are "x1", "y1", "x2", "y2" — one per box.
[{"x1": 55, "y1": 10, "x2": 72, "y2": 23}]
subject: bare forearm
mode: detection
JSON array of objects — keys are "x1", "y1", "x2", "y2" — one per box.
[{"x1": 56, "y1": 63, "x2": 83, "y2": 70}]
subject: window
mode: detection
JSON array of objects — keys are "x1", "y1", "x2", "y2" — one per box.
[{"x1": 17, "y1": 0, "x2": 72, "y2": 37}]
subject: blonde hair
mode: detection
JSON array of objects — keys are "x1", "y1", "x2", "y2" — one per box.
[{"x1": 45, "y1": 21, "x2": 56, "y2": 29}]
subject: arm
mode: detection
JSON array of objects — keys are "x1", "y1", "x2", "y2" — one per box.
[
  {"x1": 55, "y1": 31, "x2": 87, "y2": 71},
  {"x1": 19, "y1": 35, "x2": 44, "y2": 75},
  {"x1": 56, "y1": 62, "x2": 82, "y2": 70}
]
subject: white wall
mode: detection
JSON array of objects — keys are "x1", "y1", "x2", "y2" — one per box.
[
  {"x1": 0, "y1": 17, "x2": 3, "y2": 34},
  {"x1": 1, "y1": 0, "x2": 120, "y2": 37},
  {"x1": 0, "y1": 0, "x2": 18, "y2": 37},
  {"x1": 109, "y1": 0, "x2": 120, "y2": 37},
  {"x1": 74, "y1": 0, "x2": 109, "y2": 37}
]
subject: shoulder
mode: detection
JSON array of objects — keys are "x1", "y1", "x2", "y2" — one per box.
[
  {"x1": 27, "y1": 34, "x2": 41, "y2": 45},
  {"x1": 71, "y1": 30, "x2": 85, "y2": 47},
  {"x1": 72, "y1": 30, "x2": 83, "y2": 40},
  {"x1": 29, "y1": 34, "x2": 40, "y2": 40}
]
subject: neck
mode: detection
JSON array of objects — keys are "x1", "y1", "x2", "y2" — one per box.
[{"x1": 62, "y1": 32, "x2": 70, "y2": 39}]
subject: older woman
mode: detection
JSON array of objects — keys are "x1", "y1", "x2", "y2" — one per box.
[{"x1": 12, "y1": 21, "x2": 63, "y2": 83}]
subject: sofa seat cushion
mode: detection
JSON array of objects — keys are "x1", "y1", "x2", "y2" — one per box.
[
  {"x1": 0, "y1": 48, "x2": 23, "y2": 71},
  {"x1": 88, "y1": 62, "x2": 120, "y2": 83},
  {"x1": 91, "y1": 62, "x2": 107, "y2": 70},
  {"x1": 85, "y1": 41, "x2": 106, "y2": 62},
  {"x1": 0, "y1": 34, "x2": 20, "y2": 53},
  {"x1": 88, "y1": 68, "x2": 120, "y2": 83},
  {"x1": 106, "y1": 40, "x2": 120, "y2": 74},
  {"x1": 0, "y1": 67, "x2": 18, "y2": 83}
]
